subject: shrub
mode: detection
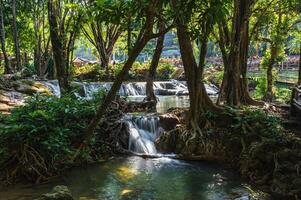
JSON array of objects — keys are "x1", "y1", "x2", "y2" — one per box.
[
  {"x1": 0, "y1": 92, "x2": 105, "y2": 182},
  {"x1": 224, "y1": 107, "x2": 286, "y2": 142},
  {"x1": 157, "y1": 62, "x2": 176, "y2": 80},
  {"x1": 109, "y1": 61, "x2": 176, "y2": 80},
  {"x1": 72, "y1": 64, "x2": 102, "y2": 80}
]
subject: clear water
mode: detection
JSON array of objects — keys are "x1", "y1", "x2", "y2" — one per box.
[
  {"x1": 0, "y1": 157, "x2": 270, "y2": 200},
  {"x1": 128, "y1": 95, "x2": 190, "y2": 113}
]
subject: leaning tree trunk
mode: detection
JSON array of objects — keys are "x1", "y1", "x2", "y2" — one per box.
[
  {"x1": 176, "y1": 23, "x2": 203, "y2": 131},
  {"x1": 298, "y1": 43, "x2": 301, "y2": 85},
  {"x1": 48, "y1": 0, "x2": 70, "y2": 93},
  {"x1": 83, "y1": 1, "x2": 158, "y2": 141},
  {"x1": 145, "y1": 22, "x2": 165, "y2": 102},
  {"x1": 12, "y1": 0, "x2": 21, "y2": 71},
  {"x1": 0, "y1": 1, "x2": 11, "y2": 74}
]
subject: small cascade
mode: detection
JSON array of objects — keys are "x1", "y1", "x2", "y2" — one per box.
[
  {"x1": 124, "y1": 115, "x2": 163, "y2": 155},
  {"x1": 41, "y1": 80, "x2": 61, "y2": 97},
  {"x1": 40, "y1": 79, "x2": 219, "y2": 98}
]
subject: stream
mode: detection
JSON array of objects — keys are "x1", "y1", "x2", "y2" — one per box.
[{"x1": 0, "y1": 80, "x2": 271, "y2": 200}]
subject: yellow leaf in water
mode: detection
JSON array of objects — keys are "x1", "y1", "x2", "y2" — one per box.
[
  {"x1": 116, "y1": 166, "x2": 137, "y2": 182},
  {"x1": 121, "y1": 189, "x2": 133, "y2": 196},
  {"x1": 79, "y1": 197, "x2": 97, "y2": 200}
]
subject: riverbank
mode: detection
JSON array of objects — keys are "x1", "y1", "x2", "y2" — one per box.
[{"x1": 156, "y1": 107, "x2": 301, "y2": 199}]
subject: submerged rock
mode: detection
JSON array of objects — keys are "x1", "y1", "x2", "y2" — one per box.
[{"x1": 36, "y1": 185, "x2": 74, "y2": 200}]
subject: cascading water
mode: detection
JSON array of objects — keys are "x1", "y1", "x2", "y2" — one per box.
[
  {"x1": 124, "y1": 115, "x2": 163, "y2": 155},
  {"x1": 40, "y1": 80, "x2": 61, "y2": 97},
  {"x1": 40, "y1": 80, "x2": 219, "y2": 99}
]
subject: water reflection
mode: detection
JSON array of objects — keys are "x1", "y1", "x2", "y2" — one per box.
[
  {"x1": 128, "y1": 95, "x2": 190, "y2": 113},
  {"x1": 0, "y1": 157, "x2": 271, "y2": 200}
]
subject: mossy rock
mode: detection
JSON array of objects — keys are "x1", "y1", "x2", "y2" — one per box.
[{"x1": 12, "y1": 80, "x2": 52, "y2": 95}]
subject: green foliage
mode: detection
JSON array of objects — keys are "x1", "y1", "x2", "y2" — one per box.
[
  {"x1": 157, "y1": 62, "x2": 176, "y2": 80},
  {"x1": 224, "y1": 107, "x2": 286, "y2": 142},
  {"x1": 109, "y1": 61, "x2": 176, "y2": 80},
  {"x1": 73, "y1": 64, "x2": 101, "y2": 80},
  {"x1": 274, "y1": 87, "x2": 292, "y2": 103},
  {"x1": 0, "y1": 94, "x2": 105, "y2": 171},
  {"x1": 252, "y1": 71, "x2": 292, "y2": 103},
  {"x1": 21, "y1": 63, "x2": 36, "y2": 77},
  {"x1": 252, "y1": 76, "x2": 267, "y2": 100}
]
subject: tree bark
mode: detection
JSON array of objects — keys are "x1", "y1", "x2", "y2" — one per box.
[
  {"x1": 48, "y1": 0, "x2": 70, "y2": 93},
  {"x1": 298, "y1": 43, "x2": 301, "y2": 85},
  {"x1": 0, "y1": 0, "x2": 11, "y2": 74},
  {"x1": 222, "y1": 0, "x2": 258, "y2": 106},
  {"x1": 12, "y1": 0, "x2": 21, "y2": 71},
  {"x1": 265, "y1": 46, "x2": 277, "y2": 102},
  {"x1": 175, "y1": 15, "x2": 222, "y2": 133},
  {"x1": 145, "y1": 22, "x2": 165, "y2": 102}
]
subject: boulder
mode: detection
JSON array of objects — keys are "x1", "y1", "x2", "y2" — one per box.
[
  {"x1": 0, "y1": 103, "x2": 13, "y2": 112},
  {"x1": 12, "y1": 80, "x2": 51, "y2": 95},
  {"x1": 159, "y1": 113, "x2": 180, "y2": 131},
  {"x1": 0, "y1": 91, "x2": 10, "y2": 103},
  {"x1": 36, "y1": 185, "x2": 74, "y2": 200}
]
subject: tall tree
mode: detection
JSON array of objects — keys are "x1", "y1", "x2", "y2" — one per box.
[
  {"x1": 84, "y1": 0, "x2": 171, "y2": 142},
  {"x1": 252, "y1": 0, "x2": 300, "y2": 101},
  {"x1": 82, "y1": 0, "x2": 125, "y2": 76},
  {"x1": 11, "y1": 0, "x2": 21, "y2": 71},
  {"x1": 172, "y1": 0, "x2": 223, "y2": 137},
  {"x1": 48, "y1": 0, "x2": 82, "y2": 93},
  {"x1": 0, "y1": 0, "x2": 11, "y2": 74},
  {"x1": 217, "y1": 0, "x2": 259, "y2": 106},
  {"x1": 33, "y1": 0, "x2": 50, "y2": 78}
]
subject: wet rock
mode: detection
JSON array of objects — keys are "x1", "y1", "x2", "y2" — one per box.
[
  {"x1": 126, "y1": 100, "x2": 156, "y2": 113},
  {"x1": 156, "y1": 88, "x2": 177, "y2": 95},
  {"x1": 0, "y1": 103, "x2": 13, "y2": 112},
  {"x1": 70, "y1": 82, "x2": 86, "y2": 97},
  {"x1": 12, "y1": 80, "x2": 51, "y2": 95},
  {"x1": 0, "y1": 91, "x2": 10, "y2": 103},
  {"x1": 36, "y1": 185, "x2": 74, "y2": 200},
  {"x1": 159, "y1": 113, "x2": 180, "y2": 131}
]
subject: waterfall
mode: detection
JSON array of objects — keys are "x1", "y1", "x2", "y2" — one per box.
[
  {"x1": 124, "y1": 115, "x2": 163, "y2": 155},
  {"x1": 40, "y1": 80, "x2": 219, "y2": 98},
  {"x1": 40, "y1": 80, "x2": 61, "y2": 97}
]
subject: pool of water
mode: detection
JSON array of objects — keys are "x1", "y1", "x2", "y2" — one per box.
[
  {"x1": 1, "y1": 157, "x2": 270, "y2": 200},
  {"x1": 128, "y1": 95, "x2": 190, "y2": 113},
  {"x1": 128, "y1": 95, "x2": 217, "y2": 113}
]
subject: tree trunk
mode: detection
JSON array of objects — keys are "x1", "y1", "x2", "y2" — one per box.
[
  {"x1": 265, "y1": 46, "x2": 277, "y2": 102},
  {"x1": 127, "y1": 17, "x2": 132, "y2": 55},
  {"x1": 84, "y1": 1, "x2": 158, "y2": 140},
  {"x1": 12, "y1": 0, "x2": 21, "y2": 71},
  {"x1": 298, "y1": 43, "x2": 301, "y2": 85},
  {"x1": 145, "y1": 22, "x2": 165, "y2": 102},
  {"x1": 0, "y1": 0, "x2": 11, "y2": 74},
  {"x1": 176, "y1": 18, "x2": 223, "y2": 132},
  {"x1": 33, "y1": 8, "x2": 43, "y2": 77},
  {"x1": 48, "y1": 0, "x2": 70, "y2": 93},
  {"x1": 223, "y1": 0, "x2": 257, "y2": 106}
]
